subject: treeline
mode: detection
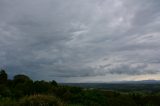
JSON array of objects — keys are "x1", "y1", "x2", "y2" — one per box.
[{"x1": 0, "y1": 69, "x2": 160, "y2": 106}]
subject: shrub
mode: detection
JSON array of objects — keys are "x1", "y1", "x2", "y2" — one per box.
[
  {"x1": 19, "y1": 94, "x2": 64, "y2": 106},
  {"x1": 0, "y1": 98, "x2": 17, "y2": 106}
]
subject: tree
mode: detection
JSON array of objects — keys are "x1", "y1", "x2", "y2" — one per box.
[
  {"x1": 12, "y1": 74, "x2": 33, "y2": 98},
  {"x1": 13, "y1": 74, "x2": 31, "y2": 84},
  {"x1": 0, "y1": 69, "x2": 8, "y2": 84},
  {"x1": 33, "y1": 81, "x2": 52, "y2": 94},
  {"x1": 50, "y1": 80, "x2": 58, "y2": 86}
]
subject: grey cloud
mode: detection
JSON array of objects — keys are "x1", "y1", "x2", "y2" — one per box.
[
  {"x1": 107, "y1": 64, "x2": 158, "y2": 75},
  {"x1": 0, "y1": 0, "x2": 160, "y2": 82}
]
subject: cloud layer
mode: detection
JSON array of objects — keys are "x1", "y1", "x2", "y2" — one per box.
[{"x1": 0, "y1": 0, "x2": 160, "y2": 82}]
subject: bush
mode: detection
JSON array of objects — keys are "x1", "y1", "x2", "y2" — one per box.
[
  {"x1": 70, "y1": 90, "x2": 107, "y2": 106},
  {"x1": 0, "y1": 98, "x2": 17, "y2": 106},
  {"x1": 19, "y1": 94, "x2": 64, "y2": 106}
]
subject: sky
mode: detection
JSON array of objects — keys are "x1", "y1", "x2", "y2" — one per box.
[{"x1": 0, "y1": 0, "x2": 160, "y2": 82}]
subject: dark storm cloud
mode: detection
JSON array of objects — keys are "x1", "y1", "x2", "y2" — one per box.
[
  {"x1": 107, "y1": 64, "x2": 158, "y2": 75},
  {"x1": 0, "y1": 0, "x2": 160, "y2": 82}
]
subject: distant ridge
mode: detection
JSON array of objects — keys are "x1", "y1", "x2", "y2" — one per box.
[
  {"x1": 61, "y1": 80, "x2": 160, "y2": 84},
  {"x1": 61, "y1": 80, "x2": 160, "y2": 91},
  {"x1": 110, "y1": 80, "x2": 160, "y2": 84}
]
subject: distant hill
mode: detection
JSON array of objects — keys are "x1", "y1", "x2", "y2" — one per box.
[
  {"x1": 61, "y1": 80, "x2": 160, "y2": 92},
  {"x1": 111, "y1": 80, "x2": 160, "y2": 84}
]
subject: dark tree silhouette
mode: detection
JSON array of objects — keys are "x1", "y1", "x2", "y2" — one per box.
[
  {"x1": 13, "y1": 74, "x2": 31, "y2": 84},
  {"x1": 50, "y1": 80, "x2": 58, "y2": 86},
  {"x1": 0, "y1": 69, "x2": 8, "y2": 84}
]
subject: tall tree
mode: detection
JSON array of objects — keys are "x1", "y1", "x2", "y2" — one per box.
[
  {"x1": 0, "y1": 69, "x2": 8, "y2": 84},
  {"x1": 13, "y1": 74, "x2": 31, "y2": 84}
]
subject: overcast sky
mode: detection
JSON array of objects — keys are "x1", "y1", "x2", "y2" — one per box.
[{"x1": 0, "y1": 0, "x2": 160, "y2": 82}]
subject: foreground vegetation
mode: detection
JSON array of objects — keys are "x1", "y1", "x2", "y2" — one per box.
[{"x1": 0, "y1": 69, "x2": 160, "y2": 106}]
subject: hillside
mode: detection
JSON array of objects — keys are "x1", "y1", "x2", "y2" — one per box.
[{"x1": 1, "y1": 69, "x2": 160, "y2": 106}]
